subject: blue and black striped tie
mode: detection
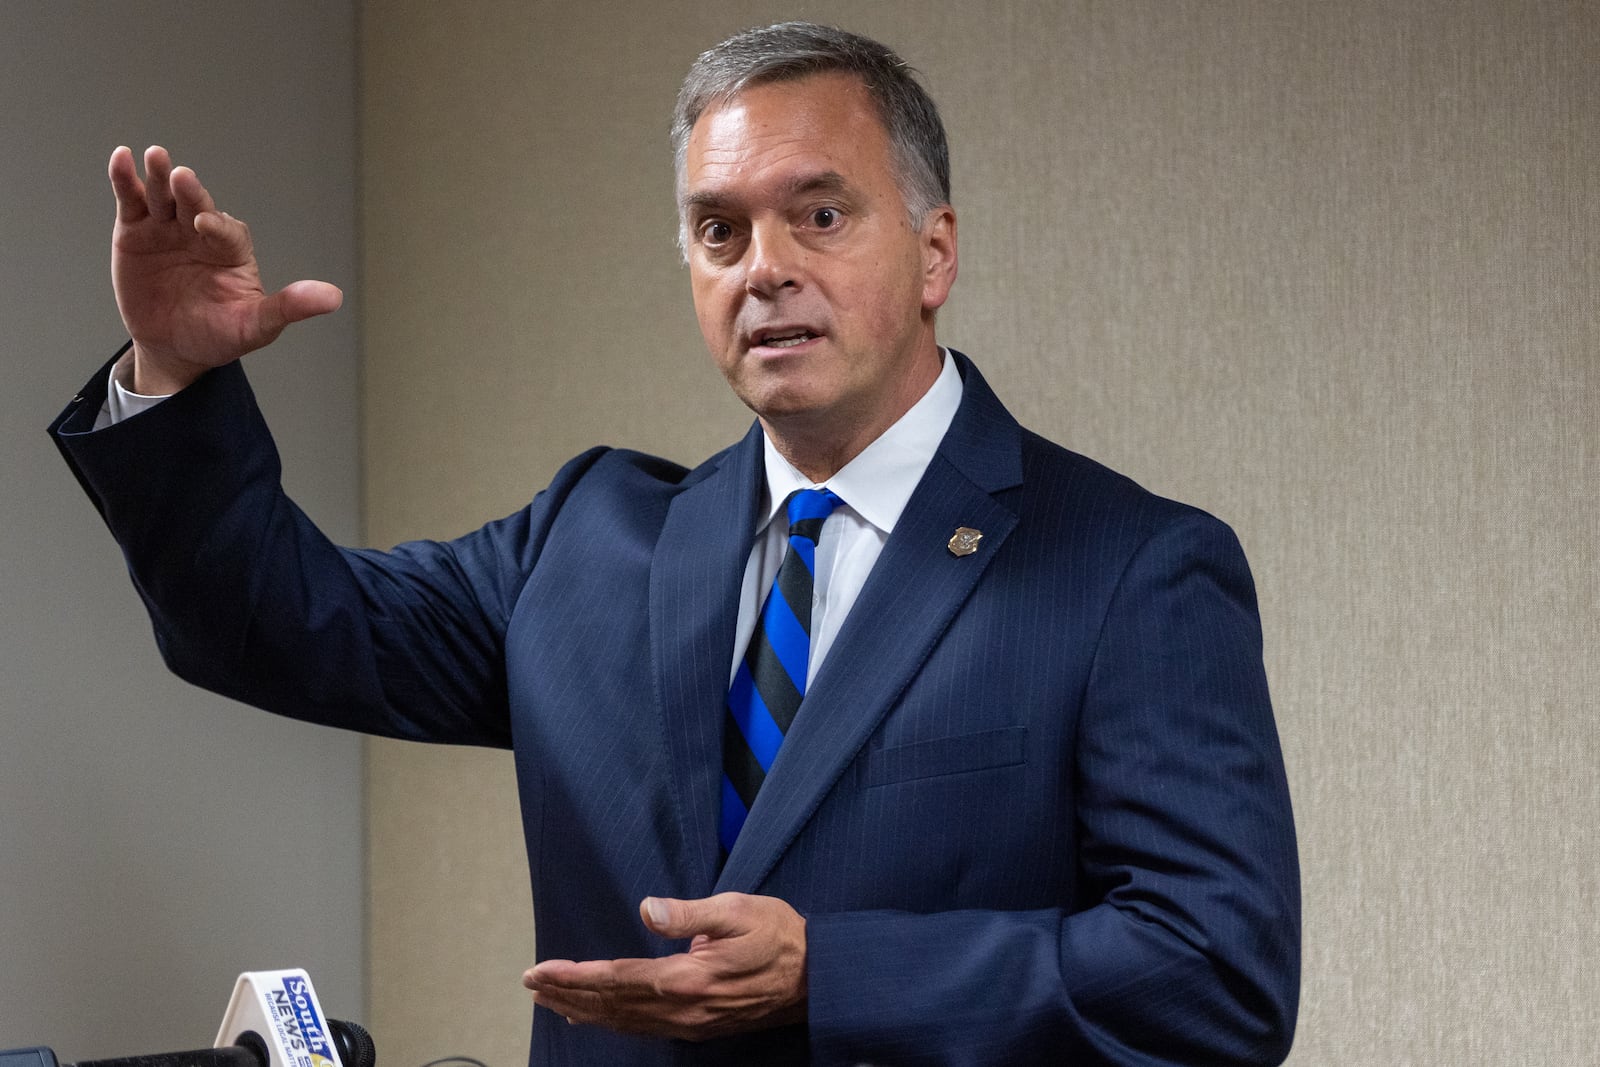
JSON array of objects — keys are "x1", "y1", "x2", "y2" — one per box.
[{"x1": 720, "y1": 487, "x2": 843, "y2": 853}]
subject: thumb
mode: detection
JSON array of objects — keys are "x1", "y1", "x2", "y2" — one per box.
[
  {"x1": 274, "y1": 279, "x2": 344, "y2": 325},
  {"x1": 258, "y1": 279, "x2": 344, "y2": 339},
  {"x1": 640, "y1": 894, "x2": 742, "y2": 939}
]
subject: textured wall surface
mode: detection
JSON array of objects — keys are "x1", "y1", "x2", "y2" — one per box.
[
  {"x1": 361, "y1": 2, "x2": 1597, "y2": 1063},
  {"x1": 1, "y1": 3, "x2": 363, "y2": 1058}
]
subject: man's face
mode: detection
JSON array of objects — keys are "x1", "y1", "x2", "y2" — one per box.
[{"x1": 681, "y1": 73, "x2": 956, "y2": 461}]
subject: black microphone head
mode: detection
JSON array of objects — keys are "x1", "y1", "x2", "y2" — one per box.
[
  {"x1": 328, "y1": 1021, "x2": 373, "y2": 1067},
  {"x1": 232, "y1": 1032, "x2": 269, "y2": 1067}
]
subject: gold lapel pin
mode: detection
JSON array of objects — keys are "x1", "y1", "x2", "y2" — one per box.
[{"x1": 947, "y1": 527, "x2": 983, "y2": 557}]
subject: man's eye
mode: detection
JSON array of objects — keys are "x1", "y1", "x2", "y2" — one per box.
[
  {"x1": 811, "y1": 208, "x2": 839, "y2": 229},
  {"x1": 700, "y1": 221, "x2": 733, "y2": 245}
]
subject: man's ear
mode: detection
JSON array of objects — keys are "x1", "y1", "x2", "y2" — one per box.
[{"x1": 920, "y1": 205, "x2": 958, "y2": 312}]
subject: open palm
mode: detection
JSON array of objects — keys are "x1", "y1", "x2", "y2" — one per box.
[{"x1": 109, "y1": 145, "x2": 342, "y2": 394}]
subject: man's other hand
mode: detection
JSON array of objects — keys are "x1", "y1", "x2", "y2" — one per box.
[
  {"x1": 523, "y1": 892, "x2": 808, "y2": 1041},
  {"x1": 108, "y1": 145, "x2": 343, "y2": 395}
]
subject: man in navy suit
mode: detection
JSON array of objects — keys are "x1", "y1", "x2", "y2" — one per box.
[{"x1": 53, "y1": 22, "x2": 1298, "y2": 1066}]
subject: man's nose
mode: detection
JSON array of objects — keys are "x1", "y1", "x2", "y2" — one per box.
[{"x1": 744, "y1": 221, "x2": 802, "y2": 297}]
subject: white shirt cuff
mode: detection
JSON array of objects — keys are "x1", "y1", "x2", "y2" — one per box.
[{"x1": 93, "y1": 355, "x2": 174, "y2": 430}]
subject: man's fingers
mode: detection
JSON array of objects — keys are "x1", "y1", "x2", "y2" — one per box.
[
  {"x1": 526, "y1": 956, "x2": 714, "y2": 1039},
  {"x1": 529, "y1": 956, "x2": 636, "y2": 988},
  {"x1": 171, "y1": 165, "x2": 217, "y2": 230},
  {"x1": 109, "y1": 146, "x2": 149, "y2": 224},
  {"x1": 114, "y1": 147, "x2": 223, "y2": 234},
  {"x1": 528, "y1": 983, "x2": 606, "y2": 1019},
  {"x1": 521, "y1": 922, "x2": 803, "y2": 1041},
  {"x1": 143, "y1": 145, "x2": 176, "y2": 220},
  {"x1": 524, "y1": 958, "x2": 581, "y2": 987},
  {"x1": 192, "y1": 208, "x2": 253, "y2": 261}
]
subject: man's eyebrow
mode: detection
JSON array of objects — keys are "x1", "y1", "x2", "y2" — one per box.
[
  {"x1": 679, "y1": 189, "x2": 729, "y2": 215},
  {"x1": 680, "y1": 171, "x2": 853, "y2": 215}
]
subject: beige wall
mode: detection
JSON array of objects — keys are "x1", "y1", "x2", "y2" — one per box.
[{"x1": 361, "y1": 2, "x2": 1597, "y2": 1063}]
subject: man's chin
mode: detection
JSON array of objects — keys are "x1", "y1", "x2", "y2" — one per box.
[
  {"x1": 729, "y1": 372, "x2": 828, "y2": 421},
  {"x1": 741, "y1": 386, "x2": 837, "y2": 426}
]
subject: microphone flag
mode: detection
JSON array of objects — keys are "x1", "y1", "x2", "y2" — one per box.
[{"x1": 213, "y1": 969, "x2": 343, "y2": 1067}]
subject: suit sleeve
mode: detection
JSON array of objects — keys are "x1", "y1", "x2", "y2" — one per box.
[
  {"x1": 49, "y1": 354, "x2": 604, "y2": 747},
  {"x1": 803, "y1": 513, "x2": 1300, "y2": 1066}
]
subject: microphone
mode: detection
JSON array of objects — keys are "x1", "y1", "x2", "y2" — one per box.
[
  {"x1": 211, "y1": 969, "x2": 372, "y2": 1067},
  {"x1": 66, "y1": 1020, "x2": 370, "y2": 1067},
  {"x1": 0, "y1": 970, "x2": 373, "y2": 1067}
]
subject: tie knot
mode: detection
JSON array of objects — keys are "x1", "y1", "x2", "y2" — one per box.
[{"x1": 784, "y1": 487, "x2": 842, "y2": 544}]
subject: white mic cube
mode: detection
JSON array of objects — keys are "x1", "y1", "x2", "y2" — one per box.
[{"x1": 213, "y1": 970, "x2": 344, "y2": 1067}]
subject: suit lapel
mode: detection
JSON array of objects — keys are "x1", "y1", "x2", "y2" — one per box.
[
  {"x1": 651, "y1": 424, "x2": 765, "y2": 893},
  {"x1": 717, "y1": 353, "x2": 1025, "y2": 892}
]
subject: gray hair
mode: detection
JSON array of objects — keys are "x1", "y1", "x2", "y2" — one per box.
[{"x1": 671, "y1": 22, "x2": 950, "y2": 244}]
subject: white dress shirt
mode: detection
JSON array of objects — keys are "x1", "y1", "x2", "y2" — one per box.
[
  {"x1": 95, "y1": 354, "x2": 167, "y2": 429},
  {"x1": 731, "y1": 349, "x2": 963, "y2": 686}
]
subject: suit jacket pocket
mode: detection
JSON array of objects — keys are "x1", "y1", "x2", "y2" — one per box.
[{"x1": 865, "y1": 726, "x2": 1027, "y2": 787}]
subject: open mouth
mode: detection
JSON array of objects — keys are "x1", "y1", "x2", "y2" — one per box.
[{"x1": 753, "y1": 328, "x2": 820, "y2": 349}]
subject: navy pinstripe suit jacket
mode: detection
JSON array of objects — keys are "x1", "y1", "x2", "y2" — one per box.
[{"x1": 53, "y1": 350, "x2": 1299, "y2": 1066}]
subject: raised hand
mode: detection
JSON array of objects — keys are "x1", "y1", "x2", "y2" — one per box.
[
  {"x1": 523, "y1": 893, "x2": 808, "y2": 1041},
  {"x1": 108, "y1": 145, "x2": 343, "y2": 394}
]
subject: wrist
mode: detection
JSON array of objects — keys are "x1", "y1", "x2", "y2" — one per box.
[{"x1": 128, "y1": 344, "x2": 204, "y2": 396}]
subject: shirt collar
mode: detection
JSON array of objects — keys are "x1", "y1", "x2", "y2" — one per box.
[{"x1": 758, "y1": 348, "x2": 964, "y2": 535}]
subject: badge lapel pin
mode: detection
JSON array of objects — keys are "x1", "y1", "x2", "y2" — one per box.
[{"x1": 947, "y1": 527, "x2": 983, "y2": 557}]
